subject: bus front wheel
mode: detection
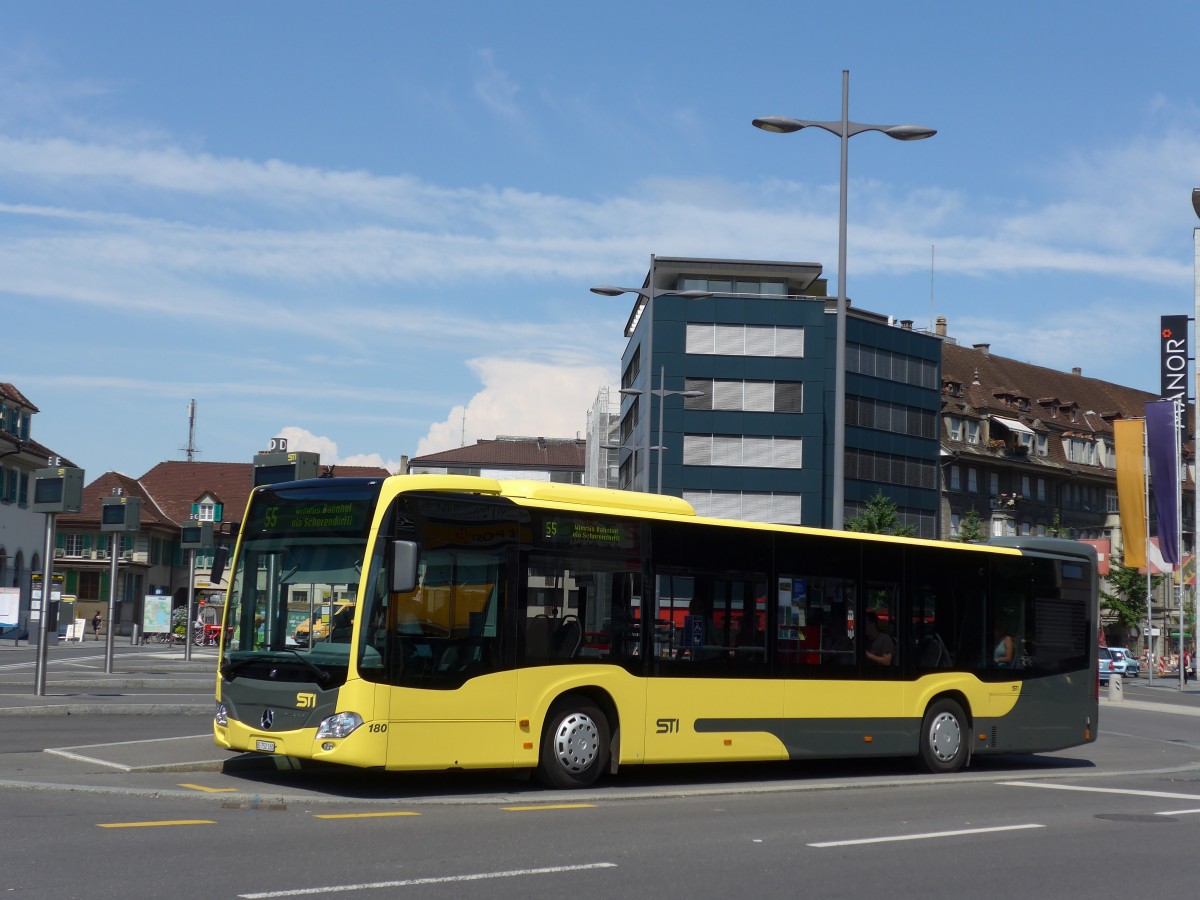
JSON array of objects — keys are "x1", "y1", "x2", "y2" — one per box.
[
  {"x1": 918, "y1": 698, "x2": 968, "y2": 774},
  {"x1": 537, "y1": 698, "x2": 610, "y2": 789}
]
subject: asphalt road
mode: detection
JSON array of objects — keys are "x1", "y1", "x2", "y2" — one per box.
[{"x1": 2, "y1": 644, "x2": 1200, "y2": 899}]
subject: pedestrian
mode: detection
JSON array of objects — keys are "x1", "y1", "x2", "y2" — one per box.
[
  {"x1": 1185, "y1": 649, "x2": 1191, "y2": 685},
  {"x1": 92, "y1": 611, "x2": 102, "y2": 641}
]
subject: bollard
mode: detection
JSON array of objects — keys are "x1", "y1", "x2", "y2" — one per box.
[
  {"x1": 1108, "y1": 673, "x2": 1123, "y2": 702},
  {"x1": 130, "y1": 624, "x2": 140, "y2": 646}
]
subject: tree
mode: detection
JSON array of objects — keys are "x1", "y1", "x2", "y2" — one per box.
[
  {"x1": 957, "y1": 507, "x2": 986, "y2": 543},
  {"x1": 845, "y1": 490, "x2": 917, "y2": 537},
  {"x1": 1100, "y1": 555, "x2": 1159, "y2": 631}
]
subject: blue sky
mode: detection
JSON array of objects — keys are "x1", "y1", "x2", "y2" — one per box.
[{"x1": 3, "y1": 1, "x2": 1199, "y2": 479}]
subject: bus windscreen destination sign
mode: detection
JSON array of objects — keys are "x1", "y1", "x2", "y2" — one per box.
[
  {"x1": 249, "y1": 498, "x2": 373, "y2": 536},
  {"x1": 538, "y1": 515, "x2": 641, "y2": 552}
]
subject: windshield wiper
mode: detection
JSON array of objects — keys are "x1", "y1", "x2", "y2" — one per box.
[
  {"x1": 277, "y1": 647, "x2": 332, "y2": 685},
  {"x1": 220, "y1": 648, "x2": 331, "y2": 685}
]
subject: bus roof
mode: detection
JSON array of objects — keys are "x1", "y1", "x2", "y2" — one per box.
[{"x1": 383, "y1": 473, "x2": 1024, "y2": 557}]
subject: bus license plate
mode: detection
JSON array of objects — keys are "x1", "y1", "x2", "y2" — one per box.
[{"x1": 255, "y1": 739, "x2": 276, "y2": 753}]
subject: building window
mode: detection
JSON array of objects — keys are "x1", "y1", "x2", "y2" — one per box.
[
  {"x1": 1038, "y1": 478, "x2": 1047, "y2": 502},
  {"x1": 683, "y1": 435, "x2": 803, "y2": 469},
  {"x1": 1106, "y1": 489, "x2": 1119, "y2": 513},
  {"x1": 967, "y1": 468, "x2": 978, "y2": 493},
  {"x1": 65, "y1": 534, "x2": 85, "y2": 557},
  {"x1": 846, "y1": 449, "x2": 937, "y2": 490},
  {"x1": 847, "y1": 398, "x2": 935, "y2": 438},
  {"x1": 966, "y1": 420, "x2": 980, "y2": 444},
  {"x1": 949, "y1": 465, "x2": 961, "y2": 491},
  {"x1": 684, "y1": 379, "x2": 804, "y2": 413},
  {"x1": 989, "y1": 472, "x2": 999, "y2": 496},
  {"x1": 683, "y1": 490, "x2": 802, "y2": 524},
  {"x1": 685, "y1": 323, "x2": 804, "y2": 358},
  {"x1": 846, "y1": 343, "x2": 938, "y2": 389},
  {"x1": 944, "y1": 416, "x2": 962, "y2": 441},
  {"x1": 621, "y1": 347, "x2": 641, "y2": 390},
  {"x1": 1036, "y1": 434, "x2": 1049, "y2": 457}
]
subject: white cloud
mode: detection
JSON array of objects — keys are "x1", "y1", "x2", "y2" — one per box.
[
  {"x1": 276, "y1": 426, "x2": 404, "y2": 473},
  {"x1": 474, "y1": 49, "x2": 522, "y2": 122},
  {"x1": 415, "y1": 357, "x2": 615, "y2": 456}
]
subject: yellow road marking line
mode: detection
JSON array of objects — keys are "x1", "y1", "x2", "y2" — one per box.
[
  {"x1": 313, "y1": 811, "x2": 421, "y2": 819},
  {"x1": 178, "y1": 783, "x2": 237, "y2": 793},
  {"x1": 98, "y1": 820, "x2": 216, "y2": 829},
  {"x1": 501, "y1": 804, "x2": 596, "y2": 812}
]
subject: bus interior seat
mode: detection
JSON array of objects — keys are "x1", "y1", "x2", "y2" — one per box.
[
  {"x1": 526, "y1": 615, "x2": 553, "y2": 660},
  {"x1": 916, "y1": 631, "x2": 952, "y2": 668},
  {"x1": 553, "y1": 616, "x2": 582, "y2": 659}
]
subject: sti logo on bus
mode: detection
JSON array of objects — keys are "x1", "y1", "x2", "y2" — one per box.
[
  {"x1": 296, "y1": 693, "x2": 317, "y2": 708},
  {"x1": 656, "y1": 718, "x2": 680, "y2": 734}
]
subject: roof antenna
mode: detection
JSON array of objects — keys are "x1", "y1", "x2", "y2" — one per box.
[
  {"x1": 929, "y1": 244, "x2": 935, "y2": 332},
  {"x1": 180, "y1": 399, "x2": 201, "y2": 462}
]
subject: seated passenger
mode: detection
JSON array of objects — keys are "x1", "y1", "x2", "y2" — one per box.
[{"x1": 864, "y1": 610, "x2": 894, "y2": 666}]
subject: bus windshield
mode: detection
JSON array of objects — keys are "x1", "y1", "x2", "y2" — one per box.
[{"x1": 222, "y1": 479, "x2": 382, "y2": 682}]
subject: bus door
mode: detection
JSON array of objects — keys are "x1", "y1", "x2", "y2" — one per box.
[{"x1": 643, "y1": 568, "x2": 780, "y2": 764}]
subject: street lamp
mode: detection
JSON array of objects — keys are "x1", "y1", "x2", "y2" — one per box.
[
  {"x1": 754, "y1": 70, "x2": 935, "y2": 529},
  {"x1": 619, "y1": 366, "x2": 705, "y2": 494},
  {"x1": 591, "y1": 273, "x2": 712, "y2": 492}
]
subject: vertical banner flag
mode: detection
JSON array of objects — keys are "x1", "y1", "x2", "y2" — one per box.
[
  {"x1": 1114, "y1": 419, "x2": 1147, "y2": 569},
  {"x1": 1145, "y1": 399, "x2": 1180, "y2": 566},
  {"x1": 1160, "y1": 314, "x2": 1189, "y2": 403}
]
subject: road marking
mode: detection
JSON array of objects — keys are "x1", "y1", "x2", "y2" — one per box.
[
  {"x1": 1002, "y1": 781, "x2": 1200, "y2": 801},
  {"x1": 501, "y1": 804, "x2": 596, "y2": 812},
  {"x1": 313, "y1": 812, "x2": 421, "y2": 819},
  {"x1": 1156, "y1": 808, "x2": 1200, "y2": 816},
  {"x1": 45, "y1": 733, "x2": 213, "y2": 771},
  {"x1": 98, "y1": 819, "x2": 217, "y2": 829},
  {"x1": 808, "y1": 824, "x2": 1043, "y2": 848},
  {"x1": 237, "y1": 862, "x2": 618, "y2": 898},
  {"x1": 179, "y1": 783, "x2": 237, "y2": 793}
]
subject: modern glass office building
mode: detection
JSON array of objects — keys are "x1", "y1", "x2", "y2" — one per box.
[{"x1": 613, "y1": 256, "x2": 942, "y2": 536}]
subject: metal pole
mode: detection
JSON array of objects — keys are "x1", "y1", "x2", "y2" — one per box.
[
  {"x1": 105, "y1": 533, "x2": 118, "y2": 673},
  {"x1": 1178, "y1": 398, "x2": 1185, "y2": 689},
  {"x1": 1193, "y1": 222, "x2": 1200, "y2": 688},
  {"x1": 644, "y1": 254, "x2": 656, "y2": 493},
  {"x1": 656, "y1": 365, "x2": 666, "y2": 494},
  {"x1": 33, "y1": 513, "x2": 55, "y2": 696},
  {"x1": 1146, "y1": 418, "x2": 1154, "y2": 683},
  {"x1": 184, "y1": 549, "x2": 195, "y2": 661},
  {"x1": 832, "y1": 68, "x2": 849, "y2": 530}
]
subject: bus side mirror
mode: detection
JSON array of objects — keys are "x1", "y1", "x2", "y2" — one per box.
[
  {"x1": 210, "y1": 546, "x2": 230, "y2": 585},
  {"x1": 391, "y1": 541, "x2": 418, "y2": 594}
]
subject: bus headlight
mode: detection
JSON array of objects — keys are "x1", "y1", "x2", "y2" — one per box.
[
  {"x1": 316, "y1": 711, "x2": 363, "y2": 739},
  {"x1": 215, "y1": 701, "x2": 229, "y2": 727}
]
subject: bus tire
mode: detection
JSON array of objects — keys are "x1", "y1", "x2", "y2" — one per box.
[
  {"x1": 537, "y1": 698, "x2": 610, "y2": 789},
  {"x1": 918, "y1": 698, "x2": 968, "y2": 774}
]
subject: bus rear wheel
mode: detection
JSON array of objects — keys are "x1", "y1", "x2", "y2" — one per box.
[
  {"x1": 919, "y1": 698, "x2": 968, "y2": 774},
  {"x1": 537, "y1": 698, "x2": 610, "y2": 789}
]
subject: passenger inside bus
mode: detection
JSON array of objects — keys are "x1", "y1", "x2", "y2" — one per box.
[{"x1": 864, "y1": 610, "x2": 895, "y2": 666}]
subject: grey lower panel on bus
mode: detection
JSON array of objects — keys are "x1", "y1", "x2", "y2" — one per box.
[
  {"x1": 975, "y1": 676, "x2": 1097, "y2": 755},
  {"x1": 694, "y1": 717, "x2": 919, "y2": 758},
  {"x1": 223, "y1": 680, "x2": 341, "y2": 732}
]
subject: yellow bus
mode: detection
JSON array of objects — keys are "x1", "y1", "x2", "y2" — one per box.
[{"x1": 214, "y1": 474, "x2": 1099, "y2": 788}]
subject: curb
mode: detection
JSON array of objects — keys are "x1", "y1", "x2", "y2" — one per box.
[{"x1": 0, "y1": 703, "x2": 212, "y2": 716}]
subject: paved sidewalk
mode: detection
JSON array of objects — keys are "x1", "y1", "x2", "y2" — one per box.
[{"x1": 0, "y1": 644, "x2": 217, "y2": 715}]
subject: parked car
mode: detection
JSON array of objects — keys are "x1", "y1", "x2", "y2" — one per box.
[
  {"x1": 1109, "y1": 646, "x2": 1139, "y2": 678},
  {"x1": 1098, "y1": 646, "x2": 1114, "y2": 685}
]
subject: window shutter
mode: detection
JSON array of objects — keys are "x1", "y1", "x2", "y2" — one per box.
[
  {"x1": 191, "y1": 503, "x2": 199, "y2": 519},
  {"x1": 214, "y1": 503, "x2": 223, "y2": 522}
]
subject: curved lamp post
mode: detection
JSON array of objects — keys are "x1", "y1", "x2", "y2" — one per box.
[
  {"x1": 753, "y1": 69, "x2": 935, "y2": 529},
  {"x1": 591, "y1": 280, "x2": 712, "y2": 492}
]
